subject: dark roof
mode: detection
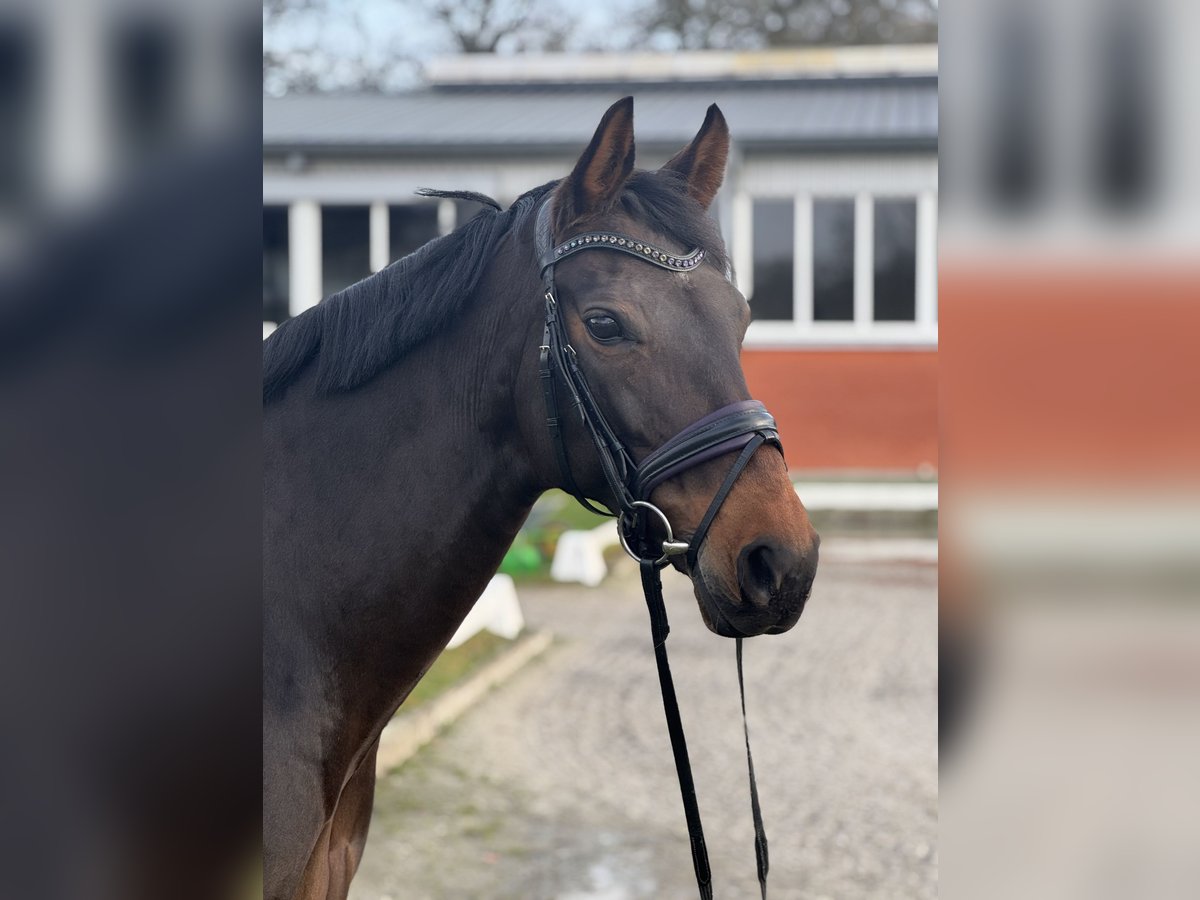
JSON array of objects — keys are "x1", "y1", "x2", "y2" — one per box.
[{"x1": 263, "y1": 78, "x2": 937, "y2": 155}]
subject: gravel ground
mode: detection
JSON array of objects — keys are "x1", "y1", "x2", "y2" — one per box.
[{"x1": 350, "y1": 549, "x2": 937, "y2": 900}]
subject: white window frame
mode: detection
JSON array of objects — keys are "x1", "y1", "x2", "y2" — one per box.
[{"x1": 736, "y1": 155, "x2": 938, "y2": 348}]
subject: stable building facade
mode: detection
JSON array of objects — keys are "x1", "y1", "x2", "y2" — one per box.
[{"x1": 264, "y1": 48, "x2": 938, "y2": 475}]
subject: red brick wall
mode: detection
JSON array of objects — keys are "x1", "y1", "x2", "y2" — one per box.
[
  {"x1": 939, "y1": 264, "x2": 1200, "y2": 483},
  {"x1": 741, "y1": 349, "x2": 938, "y2": 473},
  {"x1": 742, "y1": 265, "x2": 1200, "y2": 478}
]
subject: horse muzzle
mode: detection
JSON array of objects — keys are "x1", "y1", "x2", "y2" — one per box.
[{"x1": 694, "y1": 531, "x2": 819, "y2": 637}]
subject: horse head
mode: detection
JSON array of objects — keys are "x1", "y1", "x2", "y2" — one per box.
[{"x1": 531, "y1": 97, "x2": 819, "y2": 637}]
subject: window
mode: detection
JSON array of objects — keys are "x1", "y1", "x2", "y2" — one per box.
[
  {"x1": 112, "y1": 19, "x2": 180, "y2": 163},
  {"x1": 873, "y1": 199, "x2": 917, "y2": 321},
  {"x1": 455, "y1": 198, "x2": 491, "y2": 229},
  {"x1": 0, "y1": 22, "x2": 37, "y2": 210},
  {"x1": 739, "y1": 186, "x2": 935, "y2": 345},
  {"x1": 263, "y1": 207, "x2": 289, "y2": 323},
  {"x1": 750, "y1": 199, "x2": 794, "y2": 321},
  {"x1": 813, "y1": 199, "x2": 855, "y2": 322},
  {"x1": 987, "y1": 14, "x2": 1043, "y2": 212},
  {"x1": 322, "y1": 206, "x2": 370, "y2": 297},
  {"x1": 389, "y1": 203, "x2": 439, "y2": 261}
]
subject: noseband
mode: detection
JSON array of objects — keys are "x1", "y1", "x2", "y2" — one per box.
[{"x1": 534, "y1": 199, "x2": 779, "y2": 899}]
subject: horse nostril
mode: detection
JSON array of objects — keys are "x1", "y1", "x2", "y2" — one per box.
[
  {"x1": 747, "y1": 544, "x2": 776, "y2": 589},
  {"x1": 738, "y1": 541, "x2": 782, "y2": 607}
]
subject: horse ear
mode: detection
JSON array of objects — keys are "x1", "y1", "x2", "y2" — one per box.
[
  {"x1": 554, "y1": 96, "x2": 636, "y2": 228},
  {"x1": 661, "y1": 104, "x2": 730, "y2": 210}
]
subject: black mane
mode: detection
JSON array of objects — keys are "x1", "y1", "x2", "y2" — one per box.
[{"x1": 262, "y1": 170, "x2": 727, "y2": 403}]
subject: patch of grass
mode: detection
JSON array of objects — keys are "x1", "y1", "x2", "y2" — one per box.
[
  {"x1": 545, "y1": 490, "x2": 611, "y2": 531},
  {"x1": 401, "y1": 630, "x2": 515, "y2": 712}
]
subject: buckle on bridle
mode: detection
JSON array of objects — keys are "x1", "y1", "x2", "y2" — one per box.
[{"x1": 619, "y1": 500, "x2": 690, "y2": 567}]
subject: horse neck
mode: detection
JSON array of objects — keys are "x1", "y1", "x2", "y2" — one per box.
[{"x1": 263, "y1": 234, "x2": 549, "y2": 744}]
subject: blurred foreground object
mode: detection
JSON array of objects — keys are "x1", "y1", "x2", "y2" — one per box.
[
  {"x1": 445, "y1": 575, "x2": 524, "y2": 648},
  {"x1": 0, "y1": 2, "x2": 260, "y2": 899},
  {"x1": 941, "y1": 0, "x2": 1200, "y2": 897},
  {"x1": 551, "y1": 523, "x2": 618, "y2": 587}
]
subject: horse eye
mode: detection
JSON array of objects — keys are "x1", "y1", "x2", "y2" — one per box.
[{"x1": 585, "y1": 314, "x2": 622, "y2": 342}]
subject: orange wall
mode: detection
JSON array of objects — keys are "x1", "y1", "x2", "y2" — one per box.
[
  {"x1": 939, "y1": 264, "x2": 1200, "y2": 483},
  {"x1": 742, "y1": 265, "x2": 1200, "y2": 480},
  {"x1": 742, "y1": 349, "x2": 938, "y2": 473}
]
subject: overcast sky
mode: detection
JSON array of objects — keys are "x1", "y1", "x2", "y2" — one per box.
[{"x1": 265, "y1": 0, "x2": 655, "y2": 94}]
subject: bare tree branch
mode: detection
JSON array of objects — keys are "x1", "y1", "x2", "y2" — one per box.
[
  {"x1": 638, "y1": 0, "x2": 938, "y2": 50},
  {"x1": 263, "y1": 0, "x2": 937, "y2": 95}
]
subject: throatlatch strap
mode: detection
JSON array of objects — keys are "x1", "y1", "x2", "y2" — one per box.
[
  {"x1": 737, "y1": 638, "x2": 770, "y2": 899},
  {"x1": 538, "y1": 295, "x2": 624, "y2": 517},
  {"x1": 640, "y1": 559, "x2": 713, "y2": 900},
  {"x1": 538, "y1": 323, "x2": 588, "y2": 509}
]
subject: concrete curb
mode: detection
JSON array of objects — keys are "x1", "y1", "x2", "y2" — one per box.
[
  {"x1": 820, "y1": 536, "x2": 938, "y2": 563},
  {"x1": 795, "y1": 481, "x2": 938, "y2": 511},
  {"x1": 375, "y1": 630, "x2": 554, "y2": 776}
]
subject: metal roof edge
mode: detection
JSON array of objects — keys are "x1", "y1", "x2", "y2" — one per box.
[
  {"x1": 263, "y1": 136, "x2": 938, "y2": 158},
  {"x1": 425, "y1": 73, "x2": 938, "y2": 94},
  {"x1": 263, "y1": 73, "x2": 938, "y2": 104}
]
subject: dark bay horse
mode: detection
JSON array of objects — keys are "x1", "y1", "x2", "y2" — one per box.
[{"x1": 263, "y1": 97, "x2": 819, "y2": 900}]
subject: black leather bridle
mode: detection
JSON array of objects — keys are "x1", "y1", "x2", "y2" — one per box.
[{"x1": 534, "y1": 199, "x2": 782, "y2": 899}]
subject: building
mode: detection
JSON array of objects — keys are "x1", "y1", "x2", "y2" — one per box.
[{"x1": 263, "y1": 47, "x2": 938, "y2": 475}]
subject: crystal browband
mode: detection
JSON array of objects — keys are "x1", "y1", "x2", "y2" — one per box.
[{"x1": 549, "y1": 231, "x2": 706, "y2": 271}]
